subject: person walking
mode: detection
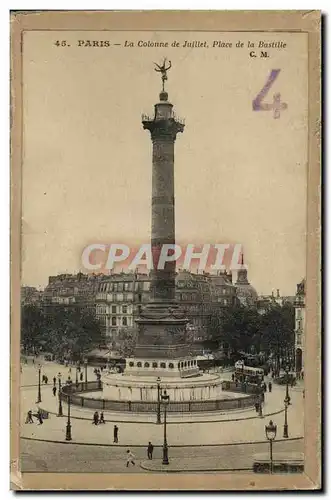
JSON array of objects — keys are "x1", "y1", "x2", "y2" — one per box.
[
  {"x1": 25, "y1": 410, "x2": 34, "y2": 424},
  {"x1": 92, "y1": 411, "x2": 99, "y2": 425},
  {"x1": 37, "y1": 409, "x2": 43, "y2": 425},
  {"x1": 99, "y1": 412, "x2": 105, "y2": 424},
  {"x1": 53, "y1": 376, "x2": 56, "y2": 387},
  {"x1": 80, "y1": 372, "x2": 83, "y2": 381},
  {"x1": 147, "y1": 442, "x2": 154, "y2": 460},
  {"x1": 44, "y1": 376, "x2": 48, "y2": 384},
  {"x1": 52, "y1": 386, "x2": 57, "y2": 397},
  {"x1": 268, "y1": 381, "x2": 272, "y2": 393},
  {"x1": 113, "y1": 425, "x2": 119, "y2": 443},
  {"x1": 126, "y1": 449, "x2": 135, "y2": 467}
]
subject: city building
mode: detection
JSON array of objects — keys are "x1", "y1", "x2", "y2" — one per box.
[
  {"x1": 43, "y1": 272, "x2": 102, "y2": 316},
  {"x1": 21, "y1": 286, "x2": 43, "y2": 306},
  {"x1": 95, "y1": 269, "x2": 238, "y2": 342},
  {"x1": 257, "y1": 289, "x2": 296, "y2": 315},
  {"x1": 294, "y1": 278, "x2": 305, "y2": 373}
]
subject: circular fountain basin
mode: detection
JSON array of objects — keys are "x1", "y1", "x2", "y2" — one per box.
[{"x1": 100, "y1": 371, "x2": 228, "y2": 402}]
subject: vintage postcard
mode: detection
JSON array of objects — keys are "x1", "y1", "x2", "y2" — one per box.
[{"x1": 11, "y1": 10, "x2": 321, "y2": 491}]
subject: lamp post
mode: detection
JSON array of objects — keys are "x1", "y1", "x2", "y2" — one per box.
[
  {"x1": 75, "y1": 362, "x2": 79, "y2": 387},
  {"x1": 285, "y1": 365, "x2": 291, "y2": 405},
  {"x1": 283, "y1": 398, "x2": 289, "y2": 438},
  {"x1": 161, "y1": 389, "x2": 170, "y2": 465},
  {"x1": 265, "y1": 420, "x2": 277, "y2": 474},
  {"x1": 65, "y1": 381, "x2": 72, "y2": 441},
  {"x1": 36, "y1": 364, "x2": 42, "y2": 403},
  {"x1": 84, "y1": 358, "x2": 88, "y2": 389},
  {"x1": 57, "y1": 372, "x2": 63, "y2": 417},
  {"x1": 156, "y1": 376, "x2": 161, "y2": 424},
  {"x1": 258, "y1": 387, "x2": 263, "y2": 418}
]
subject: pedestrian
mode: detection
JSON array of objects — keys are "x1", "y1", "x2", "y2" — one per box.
[
  {"x1": 37, "y1": 410, "x2": 43, "y2": 425},
  {"x1": 42, "y1": 374, "x2": 45, "y2": 383},
  {"x1": 25, "y1": 410, "x2": 33, "y2": 424},
  {"x1": 114, "y1": 424, "x2": 119, "y2": 443},
  {"x1": 99, "y1": 412, "x2": 105, "y2": 424},
  {"x1": 126, "y1": 449, "x2": 135, "y2": 467},
  {"x1": 45, "y1": 376, "x2": 48, "y2": 384},
  {"x1": 80, "y1": 372, "x2": 83, "y2": 381},
  {"x1": 52, "y1": 386, "x2": 57, "y2": 397},
  {"x1": 147, "y1": 442, "x2": 154, "y2": 460},
  {"x1": 69, "y1": 367, "x2": 72, "y2": 374},
  {"x1": 231, "y1": 373, "x2": 234, "y2": 382},
  {"x1": 92, "y1": 411, "x2": 99, "y2": 425},
  {"x1": 53, "y1": 376, "x2": 56, "y2": 387},
  {"x1": 268, "y1": 381, "x2": 272, "y2": 393},
  {"x1": 254, "y1": 401, "x2": 259, "y2": 413},
  {"x1": 301, "y1": 370, "x2": 304, "y2": 380}
]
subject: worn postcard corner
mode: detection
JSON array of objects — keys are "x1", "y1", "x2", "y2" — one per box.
[{"x1": 10, "y1": 10, "x2": 321, "y2": 492}]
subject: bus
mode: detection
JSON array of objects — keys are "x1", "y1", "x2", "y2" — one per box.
[{"x1": 234, "y1": 360, "x2": 264, "y2": 384}]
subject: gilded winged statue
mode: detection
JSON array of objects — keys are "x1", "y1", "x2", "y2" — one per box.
[{"x1": 154, "y1": 58, "x2": 172, "y2": 91}]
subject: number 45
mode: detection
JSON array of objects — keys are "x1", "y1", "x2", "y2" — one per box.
[{"x1": 253, "y1": 69, "x2": 288, "y2": 119}]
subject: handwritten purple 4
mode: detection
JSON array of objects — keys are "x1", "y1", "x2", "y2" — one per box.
[{"x1": 253, "y1": 69, "x2": 288, "y2": 119}]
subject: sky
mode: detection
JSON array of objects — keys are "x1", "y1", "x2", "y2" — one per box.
[{"x1": 21, "y1": 30, "x2": 308, "y2": 295}]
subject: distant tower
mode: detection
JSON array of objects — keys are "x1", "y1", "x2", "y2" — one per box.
[
  {"x1": 236, "y1": 253, "x2": 249, "y2": 285},
  {"x1": 131, "y1": 60, "x2": 198, "y2": 378},
  {"x1": 235, "y1": 253, "x2": 258, "y2": 307}
]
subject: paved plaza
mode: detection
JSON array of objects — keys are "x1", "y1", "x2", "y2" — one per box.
[{"x1": 19, "y1": 360, "x2": 304, "y2": 472}]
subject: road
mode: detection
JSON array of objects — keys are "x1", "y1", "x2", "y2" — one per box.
[{"x1": 20, "y1": 437, "x2": 303, "y2": 473}]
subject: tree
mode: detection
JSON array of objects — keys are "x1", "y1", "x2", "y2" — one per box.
[
  {"x1": 206, "y1": 305, "x2": 263, "y2": 355},
  {"x1": 43, "y1": 307, "x2": 105, "y2": 360},
  {"x1": 260, "y1": 303, "x2": 295, "y2": 369},
  {"x1": 21, "y1": 304, "x2": 45, "y2": 353}
]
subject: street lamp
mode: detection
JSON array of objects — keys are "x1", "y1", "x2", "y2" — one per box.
[
  {"x1": 265, "y1": 420, "x2": 277, "y2": 474},
  {"x1": 36, "y1": 364, "x2": 42, "y2": 403},
  {"x1": 75, "y1": 362, "x2": 79, "y2": 387},
  {"x1": 65, "y1": 380, "x2": 72, "y2": 441},
  {"x1": 283, "y1": 398, "x2": 289, "y2": 438},
  {"x1": 285, "y1": 365, "x2": 291, "y2": 405},
  {"x1": 161, "y1": 389, "x2": 170, "y2": 465},
  {"x1": 84, "y1": 358, "x2": 88, "y2": 389},
  {"x1": 258, "y1": 387, "x2": 263, "y2": 418},
  {"x1": 57, "y1": 372, "x2": 63, "y2": 417},
  {"x1": 156, "y1": 377, "x2": 161, "y2": 424}
]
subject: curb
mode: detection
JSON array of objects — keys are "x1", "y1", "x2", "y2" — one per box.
[
  {"x1": 21, "y1": 435, "x2": 303, "y2": 448},
  {"x1": 139, "y1": 461, "x2": 252, "y2": 473}
]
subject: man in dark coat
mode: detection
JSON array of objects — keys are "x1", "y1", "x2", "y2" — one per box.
[
  {"x1": 114, "y1": 425, "x2": 119, "y2": 443},
  {"x1": 147, "y1": 442, "x2": 154, "y2": 460}
]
